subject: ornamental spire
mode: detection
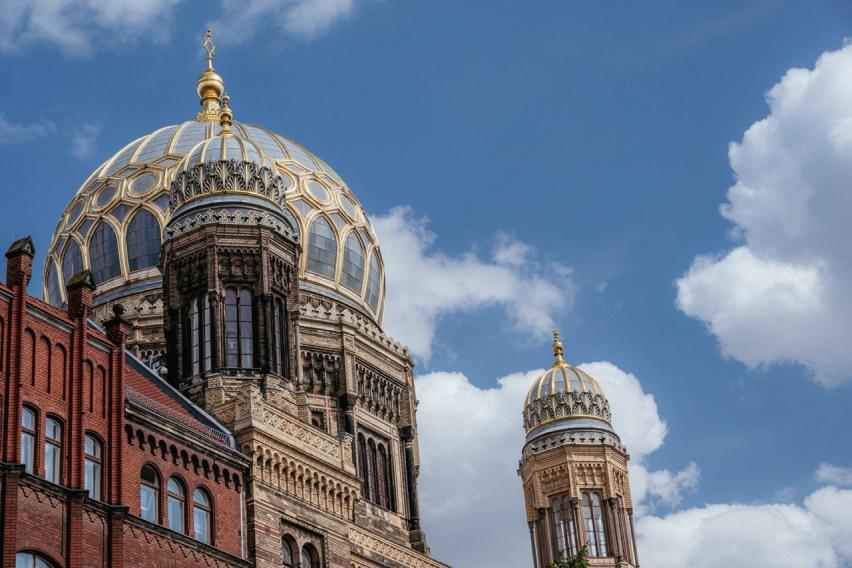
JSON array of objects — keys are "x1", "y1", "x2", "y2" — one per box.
[
  {"x1": 219, "y1": 92, "x2": 234, "y2": 134},
  {"x1": 195, "y1": 27, "x2": 225, "y2": 122},
  {"x1": 552, "y1": 329, "x2": 565, "y2": 365}
]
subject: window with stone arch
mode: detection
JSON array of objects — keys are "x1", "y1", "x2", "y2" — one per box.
[
  {"x1": 167, "y1": 476, "x2": 187, "y2": 533},
  {"x1": 272, "y1": 296, "x2": 287, "y2": 376},
  {"x1": 193, "y1": 487, "x2": 213, "y2": 544},
  {"x1": 281, "y1": 534, "x2": 297, "y2": 568},
  {"x1": 140, "y1": 463, "x2": 160, "y2": 523},
  {"x1": 300, "y1": 543, "x2": 320, "y2": 568},
  {"x1": 15, "y1": 551, "x2": 57, "y2": 568}
]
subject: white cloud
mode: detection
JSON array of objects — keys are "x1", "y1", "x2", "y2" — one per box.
[
  {"x1": 815, "y1": 463, "x2": 852, "y2": 487},
  {"x1": 0, "y1": 113, "x2": 54, "y2": 144},
  {"x1": 211, "y1": 0, "x2": 359, "y2": 44},
  {"x1": 69, "y1": 122, "x2": 100, "y2": 160},
  {"x1": 374, "y1": 206, "x2": 573, "y2": 359},
  {"x1": 416, "y1": 361, "x2": 693, "y2": 568},
  {"x1": 676, "y1": 44, "x2": 852, "y2": 385},
  {"x1": 0, "y1": 0, "x2": 179, "y2": 55},
  {"x1": 637, "y1": 486, "x2": 852, "y2": 568}
]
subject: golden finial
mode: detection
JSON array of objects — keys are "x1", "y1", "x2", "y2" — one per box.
[
  {"x1": 203, "y1": 27, "x2": 216, "y2": 70},
  {"x1": 196, "y1": 27, "x2": 225, "y2": 122},
  {"x1": 552, "y1": 329, "x2": 565, "y2": 365},
  {"x1": 219, "y1": 92, "x2": 234, "y2": 133}
]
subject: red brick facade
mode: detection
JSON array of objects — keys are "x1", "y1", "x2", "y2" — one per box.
[{"x1": 0, "y1": 238, "x2": 250, "y2": 568}]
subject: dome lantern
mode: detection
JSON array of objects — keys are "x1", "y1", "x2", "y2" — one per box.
[{"x1": 196, "y1": 28, "x2": 225, "y2": 123}]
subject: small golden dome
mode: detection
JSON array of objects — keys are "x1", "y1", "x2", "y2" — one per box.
[{"x1": 523, "y1": 330, "x2": 612, "y2": 435}]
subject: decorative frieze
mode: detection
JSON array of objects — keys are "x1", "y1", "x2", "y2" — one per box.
[
  {"x1": 302, "y1": 349, "x2": 342, "y2": 395},
  {"x1": 349, "y1": 527, "x2": 448, "y2": 568},
  {"x1": 523, "y1": 390, "x2": 612, "y2": 433},
  {"x1": 356, "y1": 363, "x2": 403, "y2": 424}
]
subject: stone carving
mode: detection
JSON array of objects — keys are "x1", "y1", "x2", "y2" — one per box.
[
  {"x1": 523, "y1": 390, "x2": 612, "y2": 433},
  {"x1": 301, "y1": 350, "x2": 341, "y2": 395},
  {"x1": 217, "y1": 248, "x2": 259, "y2": 281},
  {"x1": 522, "y1": 429, "x2": 624, "y2": 458},
  {"x1": 169, "y1": 160, "x2": 287, "y2": 212},
  {"x1": 349, "y1": 527, "x2": 447, "y2": 568},
  {"x1": 165, "y1": 207, "x2": 298, "y2": 242},
  {"x1": 356, "y1": 363, "x2": 403, "y2": 424},
  {"x1": 299, "y1": 294, "x2": 408, "y2": 358}
]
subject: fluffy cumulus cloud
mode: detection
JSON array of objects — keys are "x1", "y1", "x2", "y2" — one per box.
[
  {"x1": 815, "y1": 463, "x2": 852, "y2": 487},
  {"x1": 676, "y1": 44, "x2": 852, "y2": 385},
  {"x1": 0, "y1": 0, "x2": 363, "y2": 55},
  {"x1": 373, "y1": 207, "x2": 573, "y2": 359},
  {"x1": 0, "y1": 0, "x2": 180, "y2": 55},
  {"x1": 69, "y1": 122, "x2": 101, "y2": 160},
  {"x1": 0, "y1": 113, "x2": 54, "y2": 144},
  {"x1": 211, "y1": 0, "x2": 359, "y2": 44},
  {"x1": 415, "y1": 361, "x2": 695, "y2": 568},
  {"x1": 637, "y1": 486, "x2": 852, "y2": 568}
]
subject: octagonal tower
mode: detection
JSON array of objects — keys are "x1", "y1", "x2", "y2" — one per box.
[{"x1": 518, "y1": 331, "x2": 638, "y2": 567}]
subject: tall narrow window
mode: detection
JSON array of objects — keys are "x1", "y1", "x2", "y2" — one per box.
[
  {"x1": 582, "y1": 491, "x2": 608, "y2": 557},
  {"x1": 281, "y1": 536, "x2": 295, "y2": 568},
  {"x1": 273, "y1": 298, "x2": 284, "y2": 374},
  {"x1": 358, "y1": 434, "x2": 369, "y2": 498},
  {"x1": 306, "y1": 218, "x2": 337, "y2": 278},
  {"x1": 193, "y1": 487, "x2": 212, "y2": 544},
  {"x1": 44, "y1": 417, "x2": 62, "y2": 483},
  {"x1": 341, "y1": 233, "x2": 365, "y2": 292},
  {"x1": 365, "y1": 254, "x2": 381, "y2": 311},
  {"x1": 201, "y1": 293, "x2": 212, "y2": 372},
  {"x1": 376, "y1": 444, "x2": 387, "y2": 508},
  {"x1": 167, "y1": 477, "x2": 186, "y2": 533},
  {"x1": 189, "y1": 296, "x2": 200, "y2": 375},
  {"x1": 21, "y1": 406, "x2": 36, "y2": 474},
  {"x1": 551, "y1": 495, "x2": 577, "y2": 559},
  {"x1": 224, "y1": 287, "x2": 253, "y2": 369},
  {"x1": 300, "y1": 544, "x2": 319, "y2": 568},
  {"x1": 84, "y1": 434, "x2": 102, "y2": 500},
  {"x1": 126, "y1": 209, "x2": 161, "y2": 271},
  {"x1": 140, "y1": 464, "x2": 160, "y2": 522},
  {"x1": 367, "y1": 439, "x2": 378, "y2": 504},
  {"x1": 89, "y1": 222, "x2": 121, "y2": 284}
]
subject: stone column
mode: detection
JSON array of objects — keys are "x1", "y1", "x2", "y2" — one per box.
[{"x1": 400, "y1": 425, "x2": 421, "y2": 530}]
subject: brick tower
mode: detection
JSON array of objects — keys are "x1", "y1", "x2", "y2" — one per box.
[{"x1": 518, "y1": 331, "x2": 639, "y2": 567}]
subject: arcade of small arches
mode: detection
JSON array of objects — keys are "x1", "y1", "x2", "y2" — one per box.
[{"x1": 251, "y1": 445, "x2": 357, "y2": 520}]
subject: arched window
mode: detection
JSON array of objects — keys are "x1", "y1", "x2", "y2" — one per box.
[
  {"x1": 167, "y1": 476, "x2": 186, "y2": 533},
  {"x1": 62, "y1": 240, "x2": 83, "y2": 286},
  {"x1": 272, "y1": 298, "x2": 286, "y2": 375},
  {"x1": 89, "y1": 222, "x2": 121, "y2": 284},
  {"x1": 193, "y1": 487, "x2": 212, "y2": 544},
  {"x1": 126, "y1": 209, "x2": 161, "y2": 271},
  {"x1": 582, "y1": 491, "x2": 608, "y2": 557},
  {"x1": 341, "y1": 233, "x2": 365, "y2": 292},
  {"x1": 84, "y1": 434, "x2": 102, "y2": 500},
  {"x1": 202, "y1": 293, "x2": 212, "y2": 372},
  {"x1": 140, "y1": 464, "x2": 160, "y2": 522},
  {"x1": 44, "y1": 417, "x2": 62, "y2": 484},
  {"x1": 365, "y1": 253, "x2": 381, "y2": 311},
  {"x1": 281, "y1": 535, "x2": 297, "y2": 568},
  {"x1": 46, "y1": 262, "x2": 62, "y2": 307},
  {"x1": 15, "y1": 552, "x2": 55, "y2": 568},
  {"x1": 224, "y1": 287, "x2": 253, "y2": 369},
  {"x1": 306, "y1": 218, "x2": 337, "y2": 278},
  {"x1": 189, "y1": 296, "x2": 200, "y2": 375},
  {"x1": 21, "y1": 406, "x2": 36, "y2": 474},
  {"x1": 300, "y1": 544, "x2": 319, "y2": 568}
]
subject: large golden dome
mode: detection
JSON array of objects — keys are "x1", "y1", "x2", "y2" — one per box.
[{"x1": 43, "y1": 40, "x2": 387, "y2": 330}]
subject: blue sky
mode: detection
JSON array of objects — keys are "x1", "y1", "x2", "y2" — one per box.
[{"x1": 4, "y1": 1, "x2": 852, "y2": 566}]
